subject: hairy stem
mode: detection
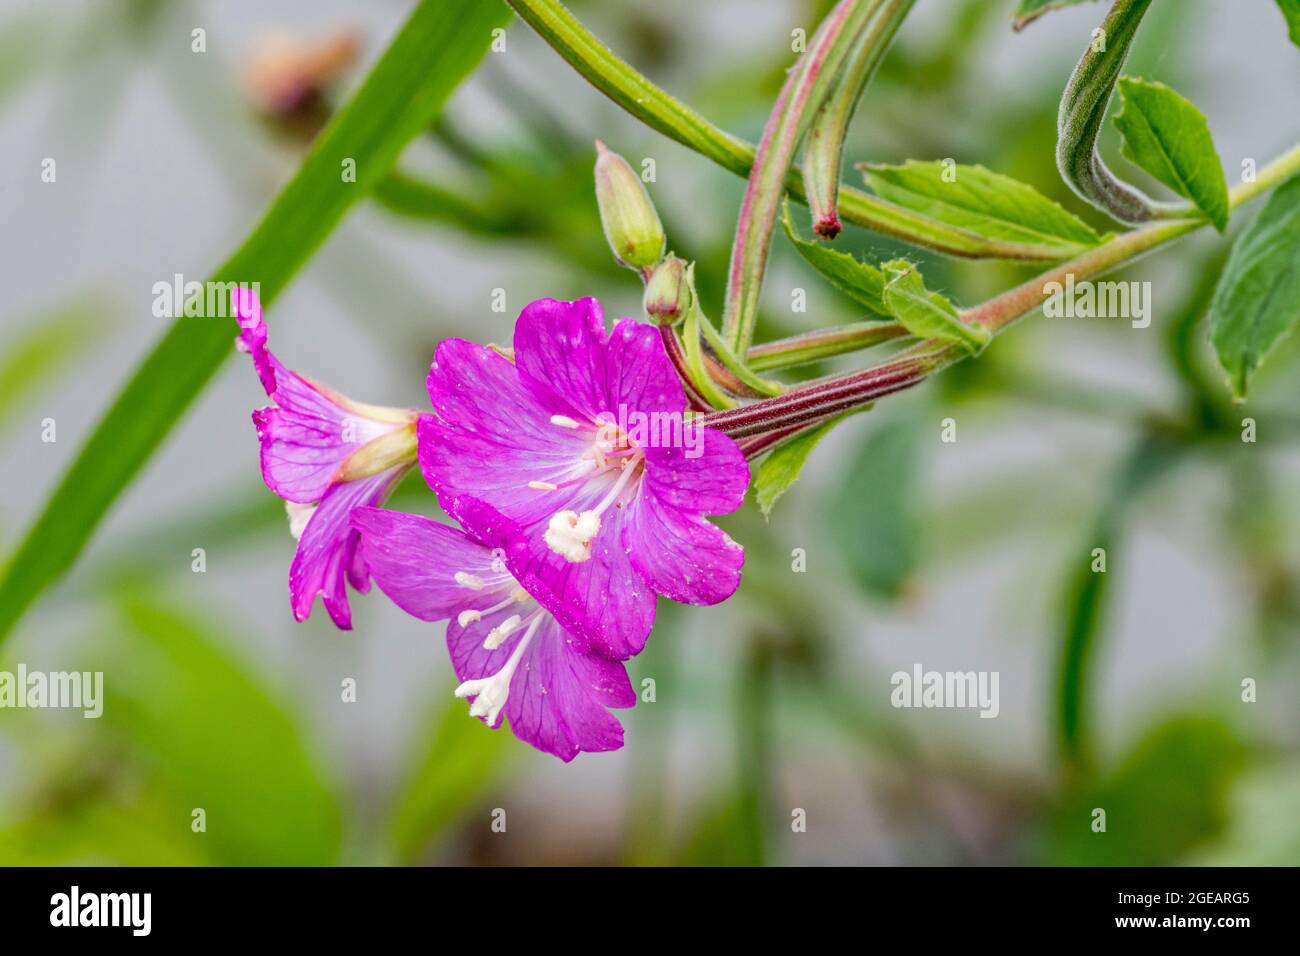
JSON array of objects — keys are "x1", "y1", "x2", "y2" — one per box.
[
  {"x1": 746, "y1": 320, "x2": 908, "y2": 371},
  {"x1": 724, "y1": 0, "x2": 892, "y2": 354}
]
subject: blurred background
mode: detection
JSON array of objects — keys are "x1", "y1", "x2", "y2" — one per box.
[{"x1": 1, "y1": 0, "x2": 1298, "y2": 865}]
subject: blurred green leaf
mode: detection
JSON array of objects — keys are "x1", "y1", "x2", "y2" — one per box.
[
  {"x1": 829, "y1": 414, "x2": 923, "y2": 598},
  {"x1": 93, "y1": 598, "x2": 342, "y2": 865},
  {"x1": 1043, "y1": 715, "x2": 1248, "y2": 865},
  {"x1": 1277, "y1": 0, "x2": 1300, "y2": 47},
  {"x1": 373, "y1": 171, "x2": 513, "y2": 234},
  {"x1": 1114, "y1": 77, "x2": 1228, "y2": 231},
  {"x1": 0, "y1": 5, "x2": 53, "y2": 113},
  {"x1": 387, "y1": 690, "x2": 514, "y2": 865},
  {"x1": 0, "y1": 780, "x2": 207, "y2": 866},
  {"x1": 753, "y1": 417, "x2": 843, "y2": 518},
  {"x1": 1056, "y1": 437, "x2": 1183, "y2": 772},
  {"x1": 1209, "y1": 174, "x2": 1300, "y2": 400},
  {"x1": 1012, "y1": 0, "x2": 1100, "y2": 32},
  {"x1": 0, "y1": 297, "x2": 107, "y2": 431},
  {"x1": 1190, "y1": 765, "x2": 1300, "y2": 865},
  {"x1": 0, "y1": 0, "x2": 512, "y2": 645},
  {"x1": 677, "y1": 794, "x2": 765, "y2": 866}
]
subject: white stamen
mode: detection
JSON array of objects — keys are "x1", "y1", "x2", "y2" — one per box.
[
  {"x1": 549, "y1": 414, "x2": 582, "y2": 428},
  {"x1": 510, "y1": 585, "x2": 530, "y2": 603},
  {"x1": 483, "y1": 613, "x2": 522, "y2": 650},
  {"x1": 285, "y1": 501, "x2": 316, "y2": 540},
  {"x1": 454, "y1": 571, "x2": 485, "y2": 590},
  {"x1": 528, "y1": 480, "x2": 558, "y2": 491},
  {"x1": 456, "y1": 590, "x2": 525, "y2": 630},
  {"x1": 454, "y1": 613, "x2": 544, "y2": 727}
]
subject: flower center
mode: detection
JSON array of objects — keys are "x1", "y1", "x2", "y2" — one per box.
[
  {"x1": 542, "y1": 450, "x2": 645, "y2": 562},
  {"x1": 533, "y1": 413, "x2": 648, "y2": 563}
]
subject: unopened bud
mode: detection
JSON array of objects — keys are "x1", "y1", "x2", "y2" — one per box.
[
  {"x1": 643, "y1": 256, "x2": 691, "y2": 325},
  {"x1": 594, "y1": 140, "x2": 665, "y2": 272}
]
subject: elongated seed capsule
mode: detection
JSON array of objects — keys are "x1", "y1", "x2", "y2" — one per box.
[{"x1": 802, "y1": 0, "x2": 916, "y2": 240}]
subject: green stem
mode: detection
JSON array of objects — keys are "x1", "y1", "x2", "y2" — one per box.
[
  {"x1": 706, "y1": 143, "x2": 1300, "y2": 439},
  {"x1": 681, "y1": 267, "x2": 740, "y2": 410},
  {"x1": 506, "y1": 0, "x2": 1072, "y2": 262},
  {"x1": 746, "y1": 320, "x2": 908, "y2": 371},
  {"x1": 722, "y1": 0, "x2": 886, "y2": 353},
  {"x1": 966, "y1": 142, "x2": 1300, "y2": 336}
]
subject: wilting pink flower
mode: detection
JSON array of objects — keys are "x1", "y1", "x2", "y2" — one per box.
[
  {"x1": 233, "y1": 288, "x2": 421, "y2": 629},
  {"x1": 419, "y1": 298, "x2": 749, "y2": 660},
  {"x1": 352, "y1": 501, "x2": 635, "y2": 761}
]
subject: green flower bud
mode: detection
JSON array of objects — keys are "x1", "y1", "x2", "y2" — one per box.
[
  {"x1": 643, "y1": 256, "x2": 691, "y2": 325},
  {"x1": 594, "y1": 140, "x2": 665, "y2": 272}
]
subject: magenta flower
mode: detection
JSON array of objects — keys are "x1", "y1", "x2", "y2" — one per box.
[
  {"x1": 233, "y1": 288, "x2": 421, "y2": 629},
  {"x1": 352, "y1": 501, "x2": 635, "y2": 761},
  {"x1": 419, "y1": 297, "x2": 749, "y2": 660}
]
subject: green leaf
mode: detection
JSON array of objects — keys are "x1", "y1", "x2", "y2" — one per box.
[
  {"x1": 0, "y1": 0, "x2": 511, "y2": 645},
  {"x1": 829, "y1": 416, "x2": 923, "y2": 599},
  {"x1": 387, "y1": 690, "x2": 515, "y2": 864},
  {"x1": 1191, "y1": 766, "x2": 1300, "y2": 866},
  {"x1": 98, "y1": 599, "x2": 342, "y2": 865},
  {"x1": 0, "y1": 297, "x2": 107, "y2": 431},
  {"x1": 1278, "y1": 0, "x2": 1300, "y2": 47},
  {"x1": 1209, "y1": 175, "x2": 1300, "y2": 399},
  {"x1": 881, "y1": 260, "x2": 990, "y2": 353},
  {"x1": 780, "y1": 201, "x2": 889, "y2": 318},
  {"x1": 859, "y1": 160, "x2": 1102, "y2": 256},
  {"x1": 1114, "y1": 77, "x2": 1229, "y2": 231},
  {"x1": 1012, "y1": 0, "x2": 1100, "y2": 31},
  {"x1": 1043, "y1": 716, "x2": 1247, "y2": 865},
  {"x1": 753, "y1": 417, "x2": 842, "y2": 518}
]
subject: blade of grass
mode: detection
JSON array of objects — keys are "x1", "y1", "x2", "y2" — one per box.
[
  {"x1": 1055, "y1": 435, "x2": 1182, "y2": 778},
  {"x1": 0, "y1": 0, "x2": 511, "y2": 645}
]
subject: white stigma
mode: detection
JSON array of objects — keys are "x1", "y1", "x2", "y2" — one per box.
[
  {"x1": 454, "y1": 571, "x2": 485, "y2": 590},
  {"x1": 544, "y1": 509, "x2": 601, "y2": 563},
  {"x1": 454, "y1": 613, "x2": 544, "y2": 728},
  {"x1": 542, "y1": 453, "x2": 645, "y2": 563},
  {"x1": 549, "y1": 414, "x2": 582, "y2": 428}
]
